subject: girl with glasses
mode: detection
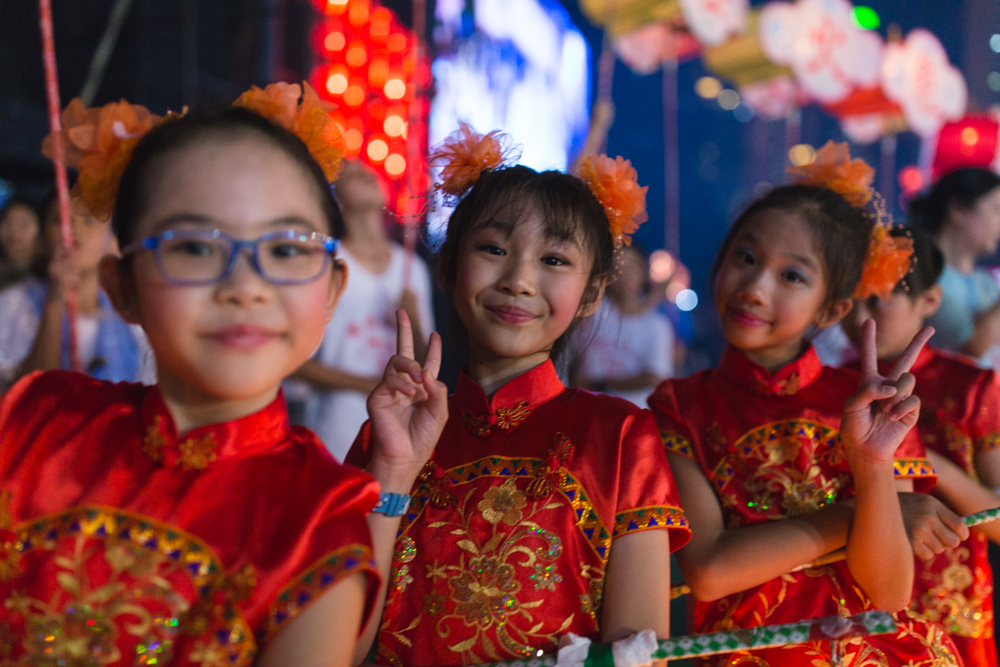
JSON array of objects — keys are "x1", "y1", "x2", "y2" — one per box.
[{"x1": 0, "y1": 85, "x2": 396, "y2": 666}]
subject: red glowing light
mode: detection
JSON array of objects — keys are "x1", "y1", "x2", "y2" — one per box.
[{"x1": 898, "y1": 166, "x2": 924, "y2": 194}]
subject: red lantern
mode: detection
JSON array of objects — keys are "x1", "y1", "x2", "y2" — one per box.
[{"x1": 932, "y1": 116, "x2": 1000, "y2": 181}]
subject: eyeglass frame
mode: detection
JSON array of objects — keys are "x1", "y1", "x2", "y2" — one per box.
[{"x1": 121, "y1": 228, "x2": 340, "y2": 286}]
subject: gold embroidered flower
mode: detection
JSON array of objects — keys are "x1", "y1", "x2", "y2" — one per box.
[
  {"x1": 395, "y1": 564, "x2": 414, "y2": 592},
  {"x1": 528, "y1": 563, "x2": 562, "y2": 592},
  {"x1": 422, "y1": 590, "x2": 446, "y2": 616},
  {"x1": 942, "y1": 563, "x2": 974, "y2": 591},
  {"x1": 448, "y1": 556, "x2": 519, "y2": 627},
  {"x1": 495, "y1": 402, "x2": 530, "y2": 430},
  {"x1": 178, "y1": 433, "x2": 218, "y2": 470},
  {"x1": 478, "y1": 479, "x2": 527, "y2": 525}
]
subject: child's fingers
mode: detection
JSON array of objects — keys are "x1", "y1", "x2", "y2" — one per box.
[
  {"x1": 387, "y1": 354, "x2": 423, "y2": 383},
  {"x1": 380, "y1": 375, "x2": 417, "y2": 397},
  {"x1": 423, "y1": 370, "x2": 450, "y2": 421},
  {"x1": 888, "y1": 395, "x2": 921, "y2": 422},
  {"x1": 395, "y1": 309, "x2": 415, "y2": 360},
  {"x1": 938, "y1": 505, "x2": 971, "y2": 543},
  {"x1": 423, "y1": 332, "x2": 443, "y2": 379},
  {"x1": 859, "y1": 319, "x2": 878, "y2": 382},
  {"x1": 881, "y1": 373, "x2": 916, "y2": 412},
  {"x1": 844, "y1": 381, "x2": 896, "y2": 413},
  {"x1": 913, "y1": 541, "x2": 935, "y2": 561},
  {"x1": 886, "y1": 326, "x2": 934, "y2": 382}
]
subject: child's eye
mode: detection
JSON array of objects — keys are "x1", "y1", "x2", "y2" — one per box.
[
  {"x1": 734, "y1": 248, "x2": 755, "y2": 264},
  {"x1": 541, "y1": 255, "x2": 569, "y2": 267},
  {"x1": 782, "y1": 269, "x2": 806, "y2": 284},
  {"x1": 477, "y1": 244, "x2": 505, "y2": 256},
  {"x1": 168, "y1": 240, "x2": 217, "y2": 257}
]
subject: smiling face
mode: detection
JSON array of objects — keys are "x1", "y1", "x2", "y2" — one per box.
[
  {"x1": 450, "y1": 204, "x2": 599, "y2": 365},
  {"x1": 714, "y1": 208, "x2": 850, "y2": 371},
  {"x1": 842, "y1": 288, "x2": 941, "y2": 361},
  {"x1": 105, "y1": 133, "x2": 346, "y2": 406}
]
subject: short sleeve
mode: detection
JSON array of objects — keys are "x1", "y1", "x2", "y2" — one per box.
[
  {"x1": 646, "y1": 379, "x2": 698, "y2": 461},
  {"x1": 611, "y1": 409, "x2": 691, "y2": 551},
  {"x1": 255, "y1": 456, "x2": 381, "y2": 643},
  {"x1": 970, "y1": 370, "x2": 1000, "y2": 453},
  {"x1": 892, "y1": 426, "x2": 936, "y2": 493}
]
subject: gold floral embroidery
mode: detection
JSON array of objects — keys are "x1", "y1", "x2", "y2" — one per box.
[
  {"x1": 0, "y1": 492, "x2": 20, "y2": 582},
  {"x1": 914, "y1": 541, "x2": 993, "y2": 640},
  {"x1": 418, "y1": 461, "x2": 457, "y2": 509},
  {"x1": 478, "y1": 479, "x2": 527, "y2": 525},
  {"x1": 143, "y1": 415, "x2": 168, "y2": 463},
  {"x1": 758, "y1": 373, "x2": 800, "y2": 397},
  {"x1": 526, "y1": 433, "x2": 573, "y2": 500},
  {"x1": 178, "y1": 433, "x2": 218, "y2": 470},
  {"x1": 142, "y1": 415, "x2": 218, "y2": 470},
  {"x1": 0, "y1": 506, "x2": 256, "y2": 666},
  {"x1": 976, "y1": 432, "x2": 1000, "y2": 452},
  {"x1": 462, "y1": 402, "x2": 531, "y2": 437},
  {"x1": 393, "y1": 537, "x2": 417, "y2": 592},
  {"x1": 578, "y1": 564, "x2": 604, "y2": 618},
  {"x1": 417, "y1": 483, "x2": 568, "y2": 664}
]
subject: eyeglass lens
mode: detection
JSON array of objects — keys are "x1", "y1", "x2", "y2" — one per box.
[{"x1": 158, "y1": 233, "x2": 330, "y2": 283}]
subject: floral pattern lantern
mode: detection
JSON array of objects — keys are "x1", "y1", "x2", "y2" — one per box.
[
  {"x1": 677, "y1": 0, "x2": 749, "y2": 47},
  {"x1": 758, "y1": 0, "x2": 882, "y2": 105},
  {"x1": 882, "y1": 29, "x2": 968, "y2": 138}
]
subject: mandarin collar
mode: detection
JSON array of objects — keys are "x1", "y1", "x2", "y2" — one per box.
[
  {"x1": 454, "y1": 360, "x2": 565, "y2": 437},
  {"x1": 718, "y1": 345, "x2": 823, "y2": 397},
  {"x1": 139, "y1": 387, "x2": 290, "y2": 469}
]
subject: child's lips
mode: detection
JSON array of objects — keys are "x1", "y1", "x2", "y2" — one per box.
[
  {"x1": 727, "y1": 307, "x2": 769, "y2": 327},
  {"x1": 486, "y1": 304, "x2": 537, "y2": 324},
  {"x1": 205, "y1": 324, "x2": 281, "y2": 349}
]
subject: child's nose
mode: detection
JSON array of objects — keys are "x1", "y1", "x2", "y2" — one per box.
[
  {"x1": 497, "y1": 256, "x2": 537, "y2": 296},
  {"x1": 216, "y1": 249, "x2": 271, "y2": 305}
]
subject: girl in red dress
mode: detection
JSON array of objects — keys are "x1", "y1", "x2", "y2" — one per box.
[
  {"x1": 648, "y1": 142, "x2": 961, "y2": 666},
  {"x1": 0, "y1": 85, "x2": 381, "y2": 665},
  {"x1": 346, "y1": 127, "x2": 691, "y2": 667},
  {"x1": 842, "y1": 229, "x2": 1000, "y2": 666}
]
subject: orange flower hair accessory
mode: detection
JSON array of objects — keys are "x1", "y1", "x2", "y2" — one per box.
[
  {"x1": 42, "y1": 98, "x2": 164, "y2": 221},
  {"x1": 854, "y1": 222, "x2": 914, "y2": 300},
  {"x1": 786, "y1": 140, "x2": 875, "y2": 207},
  {"x1": 577, "y1": 153, "x2": 649, "y2": 248},
  {"x1": 429, "y1": 123, "x2": 519, "y2": 202},
  {"x1": 234, "y1": 81, "x2": 345, "y2": 182}
]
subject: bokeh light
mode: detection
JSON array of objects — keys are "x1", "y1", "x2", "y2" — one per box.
[
  {"x1": 695, "y1": 76, "x2": 723, "y2": 99},
  {"x1": 676, "y1": 289, "x2": 699, "y2": 312},
  {"x1": 717, "y1": 89, "x2": 740, "y2": 111},
  {"x1": 367, "y1": 138, "x2": 389, "y2": 161},
  {"x1": 649, "y1": 250, "x2": 676, "y2": 283},
  {"x1": 788, "y1": 144, "x2": 817, "y2": 166},
  {"x1": 385, "y1": 154, "x2": 406, "y2": 176}
]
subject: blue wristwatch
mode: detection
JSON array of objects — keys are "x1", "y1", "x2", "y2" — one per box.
[{"x1": 372, "y1": 492, "x2": 411, "y2": 517}]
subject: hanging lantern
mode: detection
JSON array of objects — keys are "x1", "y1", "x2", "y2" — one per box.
[
  {"x1": 882, "y1": 29, "x2": 968, "y2": 138},
  {"x1": 580, "y1": 0, "x2": 700, "y2": 73},
  {"x1": 677, "y1": 0, "x2": 749, "y2": 47},
  {"x1": 758, "y1": 0, "x2": 883, "y2": 105},
  {"x1": 579, "y1": 0, "x2": 684, "y2": 37},
  {"x1": 823, "y1": 85, "x2": 904, "y2": 144},
  {"x1": 932, "y1": 116, "x2": 1000, "y2": 180}
]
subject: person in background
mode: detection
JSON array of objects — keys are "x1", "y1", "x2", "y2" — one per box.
[
  {"x1": 295, "y1": 159, "x2": 434, "y2": 461},
  {"x1": 0, "y1": 196, "x2": 44, "y2": 289},
  {"x1": 572, "y1": 242, "x2": 674, "y2": 406},
  {"x1": 842, "y1": 228, "x2": 1000, "y2": 666},
  {"x1": 911, "y1": 168, "x2": 1000, "y2": 364},
  {"x1": 0, "y1": 197, "x2": 154, "y2": 391}
]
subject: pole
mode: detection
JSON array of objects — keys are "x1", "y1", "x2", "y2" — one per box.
[
  {"x1": 662, "y1": 58, "x2": 680, "y2": 257},
  {"x1": 401, "y1": 0, "x2": 426, "y2": 293},
  {"x1": 38, "y1": 0, "x2": 80, "y2": 372}
]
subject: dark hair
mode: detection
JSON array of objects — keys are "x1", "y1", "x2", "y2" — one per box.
[
  {"x1": 894, "y1": 227, "x2": 944, "y2": 298},
  {"x1": 438, "y1": 165, "x2": 615, "y2": 360},
  {"x1": 113, "y1": 106, "x2": 344, "y2": 248},
  {"x1": 909, "y1": 167, "x2": 1000, "y2": 236},
  {"x1": 712, "y1": 184, "x2": 873, "y2": 305}
]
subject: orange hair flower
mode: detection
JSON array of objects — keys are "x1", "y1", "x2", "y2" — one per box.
[
  {"x1": 42, "y1": 98, "x2": 163, "y2": 221},
  {"x1": 854, "y1": 223, "x2": 914, "y2": 300},
  {"x1": 429, "y1": 123, "x2": 517, "y2": 201},
  {"x1": 577, "y1": 154, "x2": 649, "y2": 248},
  {"x1": 234, "y1": 81, "x2": 345, "y2": 182},
  {"x1": 786, "y1": 140, "x2": 875, "y2": 207}
]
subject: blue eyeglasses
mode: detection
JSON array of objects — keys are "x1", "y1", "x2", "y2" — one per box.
[{"x1": 122, "y1": 229, "x2": 339, "y2": 286}]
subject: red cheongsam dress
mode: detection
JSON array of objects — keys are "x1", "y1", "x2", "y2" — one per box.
[
  {"x1": 648, "y1": 346, "x2": 961, "y2": 667},
  {"x1": 0, "y1": 371, "x2": 380, "y2": 666},
  {"x1": 346, "y1": 360, "x2": 691, "y2": 667},
  {"x1": 886, "y1": 347, "x2": 1000, "y2": 666}
]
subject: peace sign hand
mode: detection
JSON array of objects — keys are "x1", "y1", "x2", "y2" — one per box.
[
  {"x1": 841, "y1": 320, "x2": 933, "y2": 466},
  {"x1": 366, "y1": 309, "x2": 449, "y2": 492}
]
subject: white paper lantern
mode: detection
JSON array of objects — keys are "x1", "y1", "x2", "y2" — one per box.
[
  {"x1": 678, "y1": 0, "x2": 749, "y2": 47},
  {"x1": 882, "y1": 29, "x2": 968, "y2": 138},
  {"x1": 758, "y1": 0, "x2": 882, "y2": 104}
]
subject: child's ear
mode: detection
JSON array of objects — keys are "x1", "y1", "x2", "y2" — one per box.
[
  {"x1": 813, "y1": 297, "x2": 853, "y2": 329},
  {"x1": 576, "y1": 277, "x2": 607, "y2": 319},
  {"x1": 917, "y1": 284, "x2": 943, "y2": 319},
  {"x1": 325, "y1": 259, "x2": 349, "y2": 322},
  {"x1": 99, "y1": 256, "x2": 141, "y2": 324}
]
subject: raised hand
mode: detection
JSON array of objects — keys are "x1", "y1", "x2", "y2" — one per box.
[
  {"x1": 366, "y1": 309, "x2": 448, "y2": 490},
  {"x1": 841, "y1": 320, "x2": 933, "y2": 465}
]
